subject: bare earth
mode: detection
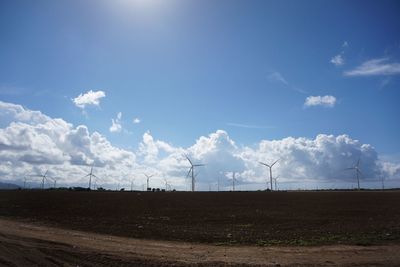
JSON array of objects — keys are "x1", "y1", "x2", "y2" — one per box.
[{"x1": 0, "y1": 218, "x2": 399, "y2": 267}]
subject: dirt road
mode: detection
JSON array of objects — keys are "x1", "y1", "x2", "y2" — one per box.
[{"x1": 0, "y1": 218, "x2": 399, "y2": 266}]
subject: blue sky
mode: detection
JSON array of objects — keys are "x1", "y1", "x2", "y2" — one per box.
[{"x1": 0, "y1": 0, "x2": 399, "y2": 189}]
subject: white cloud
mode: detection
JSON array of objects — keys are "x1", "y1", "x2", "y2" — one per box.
[
  {"x1": 344, "y1": 58, "x2": 400, "y2": 76},
  {"x1": 0, "y1": 101, "x2": 398, "y2": 190},
  {"x1": 330, "y1": 54, "x2": 344, "y2": 66},
  {"x1": 240, "y1": 134, "x2": 381, "y2": 186},
  {"x1": 226, "y1": 122, "x2": 274, "y2": 129},
  {"x1": 72, "y1": 90, "x2": 106, "y2": 109},
  {"x1": 109, "y1": 112, "x2": 122, "y2": 133},
  {"x1": 304, "y1": 95, "x2": 336, "y2": 108},
  {"x1": 0, "y1": 101, "x2": 136, "y2": 188},
  {"x1": 133, "y1": 117, "x2": 141, "y2": 124},
  {"x1": 330, "y1": 41, "x2": 348, "y2": 66},
  {"x1": 267, "y1": 72, "x2": 289, "y2": 86},
  {"x1": 267, "y1": 71, "x2": 308, "y2": 94}
]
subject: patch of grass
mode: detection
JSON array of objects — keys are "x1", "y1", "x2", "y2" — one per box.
[{"x1": 214, "y1": 240, "x2": 238, "y2": 246}]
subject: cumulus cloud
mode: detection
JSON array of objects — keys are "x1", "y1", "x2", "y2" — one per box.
[
  {"x1": 0, "y1": 101, "x2": 135, "y2": 187},
  {"x1": 330, "y1": 54, "x2": 344, "y2": 66},
  {"x1": 344, "y1": 58, "x2": 400, "y2": 76},
  {"x1": 72, "y1": 90, "x2": 106, "y2": 109},
  {"x1": 0, "y1": 101, "x2": 397, "y2": 190},
  {"x1": 133, "y1": 117, "x2": 141, "y2": 124},
  {"x1": 241, "y1": 134, "x2": 380, "y2": 185},
  {"x1": 304, "y1": 95, "x2": 336, "y2": 108},
  {"x1": 109, "y1": 112, "x2": 122, "y2": 133}
]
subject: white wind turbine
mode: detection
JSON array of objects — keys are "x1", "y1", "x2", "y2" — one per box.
[
  {"x1": 23, "y1": 176, "x2": 28, "y2": 189},
  {"x1": 144, "y1": 173, "x2": 154, "y2": 190},
  {"x1": 185, "y1": 154, "x2": 205, "y2": 192},
  {"x1": 83, "y1": 165, "x2": 98, "y2": 190},
  {"x1": 130, "y1": 177, "x2": 135, "y2": 191},
  {"x1": 31, "y1": 170, "x2": 49, "y2": 189},
  {"x1": 345, "y1": 158, "x2": 362, "y2": 190},
  {"x1": 230, "y1": 172, "x2": 237, "y2": 191},
  {"x1": 163, "y1": 176, "x2": 171, "y2": 191},
  {"x1": 259, "y1": 160, "x2": 279, "y2": 191},
  {"x1": 273, "y1": 175, "x2": 279, "y2": 191}
]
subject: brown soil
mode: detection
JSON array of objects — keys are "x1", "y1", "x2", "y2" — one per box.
[
  {"x1": 1, "y1": 218, "x2": 399, "y2": 267},
  {"x1": 0, "y1": 190, "x2": 399, "y2": 245}
]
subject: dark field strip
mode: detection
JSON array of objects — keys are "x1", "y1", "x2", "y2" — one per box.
[{"x1": 1, "y1": 190, "x2": 400, "y2": 245}]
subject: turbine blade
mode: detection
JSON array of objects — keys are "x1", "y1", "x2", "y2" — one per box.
[
  {"x1": 271, "y1": 159, "x2": 279, "y2": 167},
  {"x1": 186, "y1": 167, "x2": 193, "y2": 178},
  {"x1": 194, "y1": 164, "x2": 205, "y2": 167},
  {"x1": 259, "y1": 162, "x2": 270, "y2": 167},
  {"x1": 185, "y1": 155, "x2": 193, "y2": 166},
  {"x1": 357, "y1": 158, "x2": 360, "y2": 167}
]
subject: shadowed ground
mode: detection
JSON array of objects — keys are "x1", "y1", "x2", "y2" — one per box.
[{"x1": 0, "y1": 190, "x2": 399, "y2": 245}]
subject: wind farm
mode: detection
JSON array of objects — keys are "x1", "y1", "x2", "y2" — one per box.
[{"x1": 1, "y1": 0, "x2": 400, "y2": 266}]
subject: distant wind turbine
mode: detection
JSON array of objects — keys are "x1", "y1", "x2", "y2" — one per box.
[
  {"x1": 185, "y1": 154, "x2": 205, "y2": 192},
  {"x1": 345, "y1": 158, "x2": 362, "y2": 190},
  {"x1": 31, "y1": 170, "x2": 49, "y2": 189},
  {"x1": 23, "y1": 176, "x2": 28, "y2": 189},
  {"x1": 273, "y1": 175, "x2": 279, "y2": 191},
  {"x1": 50, "y1": 177, "x2": 57, "y2": 188},
  {"x1": 144, "y1": 173, "x2": 154, "y2": 190},
  {"x1": 231, "y1": 172, "x2": 237, "y2": 191},
  {"x1": 130, "y1": 178, "x2": 135, "y2": 191},
  {"x1": 259, "y1": 160, "x2": 279, "y2": 191},
  {"x1": 83, "y1": 165, "x2": 98, "y2": 190},
  {"x1": 163, "y1": 177, "x2": 171, "y2": 191}
]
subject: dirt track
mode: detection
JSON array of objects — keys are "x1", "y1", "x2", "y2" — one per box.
[{"x1": 0, "y1": 218, "x2": 399, "y2": 267}]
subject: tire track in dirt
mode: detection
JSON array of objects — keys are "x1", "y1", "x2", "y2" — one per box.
[{"x1": 1, "y1": 218, "x2": 399, "y2": 266}]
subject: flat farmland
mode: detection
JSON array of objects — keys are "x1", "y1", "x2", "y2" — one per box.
[{"x1": 0, "y1": 190, "x2": 399, "y2": 246}]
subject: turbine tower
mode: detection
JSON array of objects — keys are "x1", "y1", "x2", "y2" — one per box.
[
  {"x1": 273, "y1": 175, "x2": 279, "y2": 191},
  {"x1": 51, "y1": 177, "x2": 57, "y2": 188},
  {"x1": 231, "y1": 172, "x2": 237, "y2": 191},
  {"x1": 144, "y1": 173, "x2": 154, "y2": 190},
  {"x1": 259, "y1": 160, "x2": 279, "y2": 191},
  {"x1": 84, "y1": 166, "x2": 98, "y2": 190},
  {"x1": 130, "y1": 178, "x2": 135, "y2": 191},
  {"x1": 345, "y1": 158, "x2": 362, "y2": 190},
  {"x1": 31, "y1": 170, "x2": 49, "y2": 189},
  {"x1": 185, "y1": 155, "x2": 205, "y2": 192},
  {"x1": 163, "y1": 177, "x2": 170, "y2": 191}
]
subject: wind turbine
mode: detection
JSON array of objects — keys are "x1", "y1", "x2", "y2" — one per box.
[
  {"x1": 83, "y1": 165, "x2": 98, "y2": 190},
  {"x1": 273, "y1": 175, "x2": 279, "y2": 191},
  {"x1": 163, "y1": 177, "x2": 170, "y2": 191},
  {"x1": 259, "y1": 160, "x2": 279, "y2": 191},
  {"x1": 185, "y1": 155, "x2": 205, "y2": 192},
  {"x1": 345, "y1": 158, "x2": 362, "y2": 190},
  {"x1": 231, "y1": 172, "x2": 237, "y2": 191},
  {"x1": 130, "y1": 178, "x2": 135, "y2": 191},
  {"x1": 23, "y1": 176, "x2": 28, "y2": 189},
  {"x1": 144, "y1": 173, "x2": 154, "y2": 190},
  {"x1": 31, "y1": 170, "x2": 49, "y2": 189},
  {"x1": 50, "y1": 177, "x2": 57, "y2": 188}
]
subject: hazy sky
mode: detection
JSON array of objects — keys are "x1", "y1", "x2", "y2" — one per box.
[{"x1": 0, "y1": 0, "x2": 399, "y2": 189}]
